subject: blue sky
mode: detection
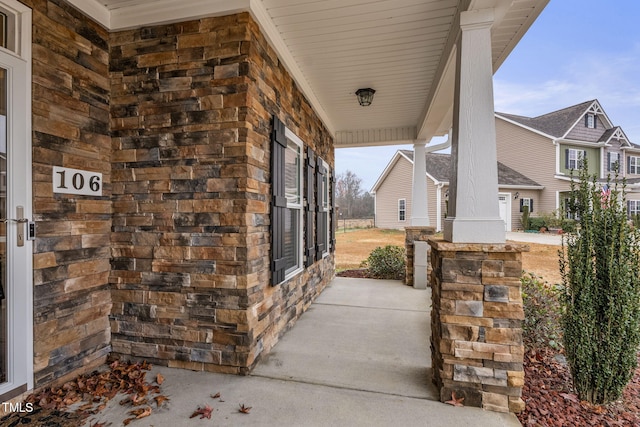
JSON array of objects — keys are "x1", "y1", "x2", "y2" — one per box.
[{"x1": 336, "y1": 1, "x2": 640, "y2": 191}]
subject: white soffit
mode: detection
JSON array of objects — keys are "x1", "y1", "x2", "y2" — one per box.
[{"x1": 66, "y1": 0, "x2": 549, "y2": 147}]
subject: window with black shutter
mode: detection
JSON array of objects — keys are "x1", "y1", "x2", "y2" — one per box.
[
  {"x1": 270, "y1": 116, "x2": 304, "y2": 285},
  {"x1": 329, "y1": 168, "x2": 336, "y2": 253},
  {"x1": 315, "y1": 156, "x2": 328, "y2": 259},
  {"x1": 304, "y1": 147, "x2": 315, "y2": 267}
]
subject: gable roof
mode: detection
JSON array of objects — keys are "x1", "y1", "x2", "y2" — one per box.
[
  {"x1": 398, "y1": 150, "x2": 542, "y2": 187},
  {"x1": 497, "y1": 100, "x2": 596, "y2": 138}
]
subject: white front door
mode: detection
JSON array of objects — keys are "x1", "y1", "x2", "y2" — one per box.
[
  {"x1": 498, "y1": 194, "x2": 510, "y2": 231},
  {"x1": 0, "y1": 10, "x2": 33, "y2": 400}
]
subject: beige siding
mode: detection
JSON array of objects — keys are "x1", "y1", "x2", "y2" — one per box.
[
  {"x1": 508, "y1": 189, "x2": 542, "y2": 230},
  {"x1": 496, "y1": 118, "x2": 571, "y2": 215},
  {"x1": 375, "y1": 156, "x2": 414, "y2": 229},
  {"x1": 565, "y1": 115, "x2": 606, "y2": 142},
  {"x1": 375, "y1": 155, "x2": 443, "y2": 230}
]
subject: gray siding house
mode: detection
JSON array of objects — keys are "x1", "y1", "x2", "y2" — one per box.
[{"x1": 496, "y1": 99, "x2": 640, "y2": 218}]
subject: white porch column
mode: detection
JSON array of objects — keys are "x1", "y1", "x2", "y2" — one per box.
[
  {"x1": 443, "y1": 8, "x2": 505, "y2": 243},
  {"x1": 411, "y1": 140, "x2": 430, "y2": 226}
]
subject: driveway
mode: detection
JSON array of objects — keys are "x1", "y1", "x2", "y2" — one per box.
[{"x1": 506, "y1": 231, "x2": 563, "y2": 246}]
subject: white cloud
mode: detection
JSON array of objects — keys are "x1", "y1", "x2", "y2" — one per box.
[{"x1": 494, "y1": 46, "x2": 640, "y2": 142}]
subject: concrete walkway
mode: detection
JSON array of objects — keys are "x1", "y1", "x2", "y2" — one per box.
[
  {"x1": 506, "y1": 231, "x2": 563, "y2": 245},
  {"x1": 83, "y1": 278, "x2": 521, "y2": 427}
]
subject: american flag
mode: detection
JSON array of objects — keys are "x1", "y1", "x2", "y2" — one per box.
[{"x1": 601, "y1": 184, "x2": 611, "y2": 207}]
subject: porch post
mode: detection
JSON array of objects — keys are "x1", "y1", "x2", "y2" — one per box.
[
  {"x1": 443, "y1": 8, "x2": 505, "y2": 244},
  {"x1": 411, "y1": 140, "x2": 429, "y2": 226}
]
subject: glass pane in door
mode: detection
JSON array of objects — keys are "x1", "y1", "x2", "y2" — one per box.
[{"x1": 0, "y1": 67, "x2": 7, "y2": 383}]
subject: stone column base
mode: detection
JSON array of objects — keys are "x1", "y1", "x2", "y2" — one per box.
[
  {"x1": 428, "y1": 238, "x2": 528, "y2": 413},
  {"x1": 404, "y1": 226, "x2": 435, "y2": 287}
]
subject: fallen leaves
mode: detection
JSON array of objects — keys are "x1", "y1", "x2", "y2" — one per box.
[
  {"x1": 124, "y1": 406, "x2": 152, "y2": 424},
  {"x1": 24, "y1": 359, "x2": 166, "y2": 426},
  {"x1": 190, "y1": 404, "x2": 213, "y2": 419},
  {"x1": 444, "y1": 392, "x2": 465, "y2": 407},
  {"x1": 238, "y1": 403, "x2": 252, "y2": 414},
  {"x1": 518, "y1": 349, "x2": 640, "y2": 427}
]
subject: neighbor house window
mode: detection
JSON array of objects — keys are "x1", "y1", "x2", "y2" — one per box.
[
  {"x1": 270, "y1": 117, "x2": 304, "y2": 285},
  {"x1": 520, "y1": 198, "x2": 533, "y2": 213},
  {"x1": 628, "y1": 200, "x2": 640, "y2": 218},
  {"x1": 586, "y1": 113, "x2": 596, "y2": 129},
  {"x1": 566, "y1": 148, "x2": 587, "y2": 170},
  {"x1": 398, "y1": 199, "x2": 406, "y2": 221},
  {"x1": 607, "y1": 152, "x2": 620, "y2": 172},
  {"x1": 564, "y1": 197, "x2": 579, "y2": 220},
  {"x1": 628, "y1": 156, "x2": 640, "y2": 174}
]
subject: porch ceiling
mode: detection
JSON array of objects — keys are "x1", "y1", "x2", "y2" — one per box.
[{"x1": 67, "y1": 0, "x2": 549, "y2": 147}]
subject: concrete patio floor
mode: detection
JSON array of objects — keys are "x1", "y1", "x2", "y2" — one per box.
[{"x1": 82, "y1": 277, "x2": 521, "y2": 426}]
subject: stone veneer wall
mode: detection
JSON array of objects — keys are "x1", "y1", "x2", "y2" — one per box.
[
  {"x1": 25, "y1": 0, "x2": 113, "y2": 387},
  {"x1": 429, "y1": 239, "x2": 527, "y2": 413},
  {"x1": 109, "y1": 13, "x2": 334, "y2": 374},
  {"x1": 404, "y1": 226, "x2": 435, "y2": 286}
]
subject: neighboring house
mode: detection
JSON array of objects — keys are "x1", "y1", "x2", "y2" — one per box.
[
  {"x1": 496, "y1": 99, "x2": 640, "y2": 218},
  {"x1": 372, "y1": 151, "x2": 543, "y2": 231}
]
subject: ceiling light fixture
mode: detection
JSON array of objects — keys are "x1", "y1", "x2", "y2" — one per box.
[{"x1": 355, "y1": 88, "x2": 376, "y2": 107}]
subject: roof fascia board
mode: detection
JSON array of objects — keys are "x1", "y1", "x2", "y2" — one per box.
[
  {"x1": 370, "y1": 151, "x2": 408, "y2": 193},
  {"x1": 498, "y1": 184, "x2": 544, "y2": 190},
  {"x1": 495, "y1": 113, "x2": 555, "y2": 140},
  {"x1": 66, "y1": 0, "x2": 111, "y2": 28},
  {"x1": 561, "y1": 100, "x2": 613, "y2": 139},
  {"x1": 556, "y1": 138, "x2": 607, "y2": 148},
  {"x1": 109, "y1": 0, "x2": 251, "y2": 30}
]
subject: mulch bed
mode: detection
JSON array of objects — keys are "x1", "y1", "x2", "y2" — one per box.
[
  {"x1": 336, "y1": 268, "x2": 372, "y2": 278},
  {"x1": 518, "y1": 348, "x2": 640, "y2": 427}
]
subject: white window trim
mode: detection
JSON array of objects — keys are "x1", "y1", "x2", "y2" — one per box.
[
  {"x1": 629, "y1": 156, "x2": 640, "y2": 175},
  {"x1": 568, "y1": 148, "x2": 585, "y2": 170},
  {"x1": 608, "y1": 152, "x2": 620, "y2": 172},
  {"x1": 398, "y1": 198, "x2": 406, "y2": 222},
  {"x1": 586, "y1": 113, "x2": 595, "y2": 129},
  {"x1": 520, "y1": 197, "x2": 532, "y2": 212},
  {"x1": 629, "y1": 200, "x2": 640, "y2": 217},
  {"x1": 320, "y1": 157, "x2": 330, "y2": 258},
  {"x1": 284, "y1": 127, "x2": 304, "y2": 280}
]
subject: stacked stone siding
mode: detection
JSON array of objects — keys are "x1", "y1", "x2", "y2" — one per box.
[
  {"x1": 404, "y1": 226, "x2": 435, "y2": 286},
  {"x1": 109, "y1": 13, "x2": 334, "y2": 374},
  {"x1": 429, "y1": 239, "x2": 527, "y2": 413},
  {"x1": 26, "y1": 0, "x2": 113, "y2": 387}
]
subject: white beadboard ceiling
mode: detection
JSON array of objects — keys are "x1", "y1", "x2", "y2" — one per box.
[{"x1": 66, "y1": 0, "x2": 549, "y2": 147}]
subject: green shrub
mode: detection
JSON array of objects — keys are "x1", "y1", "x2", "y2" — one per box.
[
  {"x1": 521, "y1": 272, "x2": 563, "y2": 350},
  {"x1": 528, "y1": 217, "x2": 546, "y2": 231},
  {"x1": 521, "y1": 205, "x2": 530, "y2": 231},
  {"x1": 560, "y1": 218, "x2": 577, "y2": 233},
  {"x1": 560, "y1": 162, "x2": 640, "y2": 405},
  {"x1": 362, "y1": 245, "x2": 406, "y2": 280}
]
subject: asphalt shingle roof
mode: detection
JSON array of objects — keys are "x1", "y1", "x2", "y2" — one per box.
[
  {"x1": 497, "y1": 100, "x2": 595, "y2": 138},
  {"x1": 400, "y1": 150, "x2": 541, "y2": 187}
]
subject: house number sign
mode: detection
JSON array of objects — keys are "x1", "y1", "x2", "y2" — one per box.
[{"x1": 53, "y1": 166, "x2": 103, "y2": 196}]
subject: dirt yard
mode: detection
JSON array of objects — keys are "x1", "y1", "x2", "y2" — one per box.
[{"x1": 335, "y1": 228, "x2": 562, "y2": 284}]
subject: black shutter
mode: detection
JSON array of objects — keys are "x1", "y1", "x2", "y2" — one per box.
[
  {"x1": 607, "y1": 152, "x2": 611, "y2": 171},
  {"x1": 585, "y1": 115, "x2": 588, "y2": 127},
  {"x1": 565, "y1": 149, "x2": 569, "y2": 169},
  {"x1": 315, "y1": 156, "x2": 326, "y2": 259},
  {"x1": 594, "y1": 116, "x2": 597, "y2": 129},
  {"x1": 304, "y1": 147, "x2": 316, "y2": 267},
  {"x1": 270, "y1": 116, "x2": 287, "y2": 285},
  {"x1": 628, "y1": 156, "x2": 632, "y2": 173},
  {"x1": 329, "y1": 168, "x2": 336, "y2": 252},
  {"x1": 530, "y1": 199, "x2": 533, "y2": 213},
  {"x1": 519, "y1": 198, "x2": 524, "y2": 212}
]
